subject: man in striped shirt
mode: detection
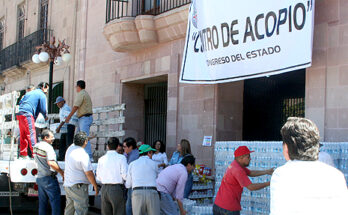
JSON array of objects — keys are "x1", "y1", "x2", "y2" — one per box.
[{"x1": 33, "y1": 129, "x2": 64, "y2": 215}]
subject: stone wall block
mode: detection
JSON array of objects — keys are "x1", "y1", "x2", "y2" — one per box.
[
  {"x1": 155, "y1": 17, "x2": 168, "y2": 29},
  {"x1": 325, "y1": 128, "x2": 348, "y2": 141},
  {"x1": 339, "y1": 24, "x2": 348, "y2": 45},
  {"x1": 315, "y1": 0, "x2": 339, "y2": 24},
  {"x1": 183, "y1": 86, "x2": 204, "y2": 101},
  {"x1": 325, "y1": 108, "x2": 338, "y2": 128},
  {"x1": 306, "y1": 67, "x2": 326, "y2": 88},
  {"x1": 155, "y1": 56, "x2": 171, "y2": 72},
  {"x1": 306, "y1": 87, "x2": 325, "y2": 108},
  {"x1": 103, "y1": 19, "x2": 141, "y2": 51},
  {"x1": 327, "y1": 47, "x2": 339, "y2": 66},
  {"x1": 339, "y1": 65, "x2": 348, "y2": 85},
  {"x1": 313, "y1": 23, "x2": 328, "y2": 49},
  {"x1": 311, "y1": 49, "x2": 327, "y2": 68},
  {"x1": 305, "y1": 107, "x2": 325, "y2": 140},
  {"x1": 326, "y1": 66, "x2": 339, "y2": 87},
  {"x1": 135, "y1": 15, "x2": 158, "y2": 44},
  {"x1": 181, "y1": 115, "x2": 199, "y2": 130},
  {"x1": 168, "y1": 97, "x2": 177, "y2": 111},
  {"x1": 338, "y1": 108, "x2": 348, "y2": 128},
  {"x1": 340, "y1": 0, "x2": 348, "y2": 24}
]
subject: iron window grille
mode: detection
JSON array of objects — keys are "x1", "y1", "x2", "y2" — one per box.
[
  {"x1": 0, "y1": 19, "x2": 4, "y2": 50},
  {"x1": 106, "y1": 0, "x2": 191, "y2": 23},
  {"x1": 0, "y1": 28, "x2": 52, "y2": 72}
]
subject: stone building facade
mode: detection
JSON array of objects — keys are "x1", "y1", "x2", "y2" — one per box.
[
  {"x1": 84, "y1": 0, "x2": 348, "y2": 167},
  {"x1": 0, "y1": 0, "x2": 88, "y2": 107},
  {"x1": 1, "y1": 0, "x2": 348, "y2": 168}
]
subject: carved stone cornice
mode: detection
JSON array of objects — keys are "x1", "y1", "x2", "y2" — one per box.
[{"x1": 103, "y1": 5, "x2": 189, "y2": 52}]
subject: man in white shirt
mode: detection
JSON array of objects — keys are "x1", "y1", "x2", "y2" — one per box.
[
  {"x1": 64, "y1": 132, "x2": 99, "y2": 215},
  {"x1": 270, "y1": 117, "x2": 348, "y2": 215},
  {"x1": 126, "y1": 144, "x2": 160, "y2": 215},
  {"x1": 97, "y1": 137, "x2": 128, "y2": 215}
]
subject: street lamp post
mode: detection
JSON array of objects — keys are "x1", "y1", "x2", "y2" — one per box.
[{"x1": 32, "y1": 37, "x2": 71, "y2": 113}]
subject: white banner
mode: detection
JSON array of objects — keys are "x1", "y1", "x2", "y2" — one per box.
[{"x1": 180, "y1": 0, "x2": 315, "y2": 84}]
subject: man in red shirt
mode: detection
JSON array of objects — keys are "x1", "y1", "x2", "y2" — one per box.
[{"x1": 214, "y1": 146, "x2": 274, "y2": 215}]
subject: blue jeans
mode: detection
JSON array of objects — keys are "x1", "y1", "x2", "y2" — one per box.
[
  {"x1": 77, "y1": 115, "x2": 93, "y2": 159},
  {"x1": 59, "y1": 124, "x2": 75, "y2": 161},
  {"x1": 126, "y1": 189, "x2": 133, "y2": 215},
  {"x1": 213, "y1": 204, "x2": 240, "y2": 215},
  {"x1": 159, "y1": 192, "x2": 179, "y2": 215},
  {"x1": 184, "y1": 172, "x2": 193, "y2": 198},
  {"x1": 37, "y1": 176, "x2": 61, "y2": 215}
]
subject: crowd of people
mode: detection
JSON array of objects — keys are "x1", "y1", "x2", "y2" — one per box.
[
  {"x1": 14, "y1": 80, "x2": 348, "y2": 215},
  {"x1": 33, "y1": 129, "x2": 195, "y2": 215},
  {"x1": 15, "y1": 80, "x2": 197, "y2": 215}
]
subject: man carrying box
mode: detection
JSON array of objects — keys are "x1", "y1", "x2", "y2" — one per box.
[{"x1": 214, "y1": 146, "x2": 274, "y2": 215}]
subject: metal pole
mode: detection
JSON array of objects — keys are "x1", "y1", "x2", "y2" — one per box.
[{"x1": 48, "y1": 60, "x2": 54, "y2": 113}]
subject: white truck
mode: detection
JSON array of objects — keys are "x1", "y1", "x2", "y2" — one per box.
[{"x1": 0, "y1": 91, "x2": 125, "y2": 210}]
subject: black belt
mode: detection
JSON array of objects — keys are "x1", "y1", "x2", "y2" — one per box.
[
  {"x1": 133, "y1": 186, "x2": 157, "y2": 191},
  {"x1": 103, "y1": 184, "x2": 123, "y2": 186},
  {"x1": 79, "y1": 113, "x2": 92, "y2": 118}
]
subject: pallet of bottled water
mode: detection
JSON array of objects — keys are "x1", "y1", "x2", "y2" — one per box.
[
  {"x1": 183, "y1": 199, "x2": 213, "y2": 215},
  {"x1": 214, "y1": 141, "x2": 348, "y2": 215}
]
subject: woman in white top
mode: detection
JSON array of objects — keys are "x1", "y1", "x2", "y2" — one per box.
[{"x1": 152, "y1": 140, "x2": 168, "y2": 172}]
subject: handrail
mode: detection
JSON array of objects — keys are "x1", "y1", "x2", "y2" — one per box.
[
  {"x1": 0, "y1": 28, "x2": 52, "y2": 72},
  {"x1": 106, "y1": 0, "x2": 191, "y2": 23}
]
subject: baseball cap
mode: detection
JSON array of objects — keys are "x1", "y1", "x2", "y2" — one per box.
[
  {"x1": 54, "y1": 96, "x2": 65, "y2": 104},
  {"x1": 234, "y1": 146, "x2": 254, "y2": 157},
  {"x1": 139, "y1": 144, "x2": 156, "y2": 154}
]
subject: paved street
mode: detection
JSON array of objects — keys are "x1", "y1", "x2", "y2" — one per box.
[
  {"x1": 0, "y1": 197, "x2": 101, "y2": 215},
  {"x1": 0, "y1": 194, "x2": 103, "y2": 214},
  {"x1": 0, "y1": 194, "x2": 102, "y2": 214}
]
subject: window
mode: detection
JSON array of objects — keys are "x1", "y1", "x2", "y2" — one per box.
[
  {"x1": 39, "y1": 0, "x2": 48, "y2": 30},
  {"x1": 17, "y1": 4, "x2": 25, "y2": 41},
  {"x1": 143, "y1": 0, "x2": 160, "y2": 14},
  {"x1": 243, "y1": 69, "x2": 305, "y2": 141},
  {"x1": 0, "y1": 19, "x2": 4, "y2": 50},
  {"x1": 144, "y1": 82, "x2": 167, "y2": 145}
]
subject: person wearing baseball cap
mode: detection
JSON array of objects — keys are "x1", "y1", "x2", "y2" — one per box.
[
  {"x1": 126, "y1": 144, "x2": 160, "y2": 215},
  {"x1": 214, "y1": 146, "x2": 274, "y2": 215},
  {"x1": 55, "y1": 96, "x2": 78, "y2": 160}
]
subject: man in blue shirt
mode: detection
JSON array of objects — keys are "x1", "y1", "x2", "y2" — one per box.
[
  {"x1": 123, "y1": 137, "x2": 139, "y2": 215},
  {"x1": 17, "y1": 82, "x2": 48, "y2": 159},
  {"x1": 55, "y1": 96, "x2": 78, "y2": 161}
]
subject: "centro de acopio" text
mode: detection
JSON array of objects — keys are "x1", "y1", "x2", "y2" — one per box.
[{"x1": 194, "y1": 2, "x2": 309, "y2": 53}]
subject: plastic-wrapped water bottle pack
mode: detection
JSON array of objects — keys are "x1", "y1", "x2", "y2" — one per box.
[
  {"x1": 183, "y1": 199, "x2": 213, "y2": 215},
  {"x1": 214, "y1": 141, "x2": 348, "y2": 215}
]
